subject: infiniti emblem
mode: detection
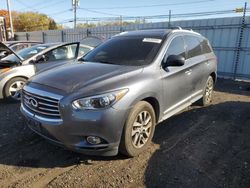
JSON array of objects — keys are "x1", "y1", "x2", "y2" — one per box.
[{"x1": 28, "y1": 97, "x2": 38, "y2": 108}]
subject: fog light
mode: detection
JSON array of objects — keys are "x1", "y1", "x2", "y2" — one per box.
[{"x1": 86, "y1": 136, "x2": 101, "y2": 145}]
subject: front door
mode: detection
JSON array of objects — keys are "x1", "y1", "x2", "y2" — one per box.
[{"x1": 160, "y1": 35, "x2": 193, "y2": 118}]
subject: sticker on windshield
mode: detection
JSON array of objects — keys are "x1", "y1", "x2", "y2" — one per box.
[
  {"x1": 143, "y1": 38, "x2": 162, "y2": 44},
  {"x1": 28, "y1": 50, "x2": 38, "y2": 54},
  {"x1": 37, "y1": 46, "x2": 47, "y2": 50}
]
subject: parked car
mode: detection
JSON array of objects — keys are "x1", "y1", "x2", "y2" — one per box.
[
  {"x1": 0, "y1": 41, "x2": 98, "y2": 101},
  {"x1": 0, "y1": 41, "x2": 41, "y2": 59},
  {"x1": 21, "y1": 29, "x2": 217, "y2": 157}
]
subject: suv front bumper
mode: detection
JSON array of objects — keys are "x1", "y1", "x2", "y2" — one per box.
[{"x1": 21, "y1": 103, "x2": 128, "y2": 156}]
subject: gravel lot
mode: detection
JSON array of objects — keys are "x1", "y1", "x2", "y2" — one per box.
[{"x1": 0, "y1": 78, "x2": 249, "y2": 188}]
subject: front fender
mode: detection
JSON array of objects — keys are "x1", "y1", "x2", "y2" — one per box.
[{"x1": 0, "y1": 65, "x2": 35, "y2": 98}]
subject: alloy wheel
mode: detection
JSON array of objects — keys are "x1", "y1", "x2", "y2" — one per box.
[
  {"x1": 205, "y1": 77, "x2": 213, "y2": 104},
  {"x1": 131, "y1": 111, "x2": 152, "y2": 148},
  {"x1": 8, "y1": 80, "x2": 25, "y2": 100}
]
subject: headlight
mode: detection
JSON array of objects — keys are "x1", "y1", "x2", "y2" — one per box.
[{"x1": 72, "y1": 89, "x2": 128, "y2": 110}]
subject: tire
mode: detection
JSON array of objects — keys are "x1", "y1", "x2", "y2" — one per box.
[
  {"x1": 198, "y1": 75, "x2": 214, "y2": 106},
  {"x1": 119, "y1": 101, "x2": 156, "y2": 157},
  {"x1": 4, "y1": 77, "x2": 27, "y2": 101}
]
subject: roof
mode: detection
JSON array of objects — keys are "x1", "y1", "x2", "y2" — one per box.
[
  {"x1": 3, "y1": 41, "x2": 42, "y2": 45},
  {"x1": 116, "y1": 29, "x2": 172, "y2": 38},
  {"x1": 115, "y1": 28, "x2": 202, "y2": 39}
]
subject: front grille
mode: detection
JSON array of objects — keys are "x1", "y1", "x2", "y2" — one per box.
[{"x1": 22, "y1": 90, "x2": 61, "y2": 119}]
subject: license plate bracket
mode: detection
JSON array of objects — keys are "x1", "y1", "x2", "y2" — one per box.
[{"x1": 27, "y1": 118, "x2": 41, "y2": 132}]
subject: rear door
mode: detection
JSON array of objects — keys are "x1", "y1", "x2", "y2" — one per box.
[
  {"x1": 183, "y1": 35, "x2": 207, "y2": 101},
  {"x1": 160, "y1": 35, "x2": 193, "y2": 116},
  {"x1": 34, "y1": 42, "x2": 79, "y2": 72}
]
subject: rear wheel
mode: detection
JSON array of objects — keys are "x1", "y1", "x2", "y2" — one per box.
[
  {"x1": 119, "y1": 101, "x2": 156, "y2": 157},
  {"x1": 4, "y1": 77, "x2": 27, "y2": 101},
  {"x1": 198, "y1": 76, "x2": 214, "y2": 106}
]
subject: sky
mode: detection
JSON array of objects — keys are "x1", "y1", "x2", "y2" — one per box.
[{"x1": 0, "y1": 0, "x2": 249, "y2": 28}]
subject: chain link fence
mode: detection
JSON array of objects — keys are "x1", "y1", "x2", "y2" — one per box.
[{"x1": 15, "y1": 16, "x2": 250, "y2": 80}]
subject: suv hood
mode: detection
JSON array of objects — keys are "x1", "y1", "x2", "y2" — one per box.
[{"x1": 29, "y1": 62, "x2": 143, "y2": 93}]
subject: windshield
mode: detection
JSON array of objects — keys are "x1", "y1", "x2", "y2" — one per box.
[
  {"x1": 1, "y1": 44, "x2": 50, "y2": 63},
  {"x1": 83, "y1": 36, "x2": 163, "y2": 66}
]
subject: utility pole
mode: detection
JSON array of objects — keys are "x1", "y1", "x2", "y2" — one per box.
[
  {"x1": 6, "y1": 0, "x2": 14, "y2": 39},
  {"x1": 168, "y1": 10, "x2": 171, "y2": 28},
  {"x1": 233, "y1": 2, "x2": 247, "y2": 80},
  {"x1": 74, "y1": 1, "x2": 76, "y2": 29},
  {"x1": 72, "y1": 0, "x2": 79, "y2": 29},
  {"x1": 119, "y1": 15, "x2": 123, "y2": 27}
]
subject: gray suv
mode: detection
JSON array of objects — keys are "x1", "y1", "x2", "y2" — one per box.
[{"x1": 21, "y1": 29, "x2": 217, "y2": 157}]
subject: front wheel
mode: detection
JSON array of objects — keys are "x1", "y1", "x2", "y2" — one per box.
[
  {"x1": 198, "y1": 76, "x2": 214, "y2": 106},
  {"x1": 4, "y1": 77, "x2": 27, "y2": 101},
  {"x1": 119, "y1": 101, "x2": 156, "y2": 157}
]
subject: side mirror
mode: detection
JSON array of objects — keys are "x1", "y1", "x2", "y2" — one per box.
[
  {"x1": 162, "y1": 55, "x2": 185, "y2": 69},
  {"x1": 0, "y1": 51, "x2": 8, "y2": 58},
  {"x1": 29, "y1": 59, "x2": 35, "y2": 64},
  {"x1": 35, "y1": 54, "x2": 47, "y2": 62}
]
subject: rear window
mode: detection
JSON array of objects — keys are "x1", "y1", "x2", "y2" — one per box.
[
  {"x1": 184, "y1": 35, "x2": 202, "y2": 58},
  {"x1": 83, "y1": 36, "x2": 163, "y2": 66}
]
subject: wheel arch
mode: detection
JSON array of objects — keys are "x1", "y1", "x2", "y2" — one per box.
[
  {"x1": 141, "y1": 97, "x2": 160, "y2": 123},
  {"x1": 210, "y1": 72, "x2": 217, "y2": 83}
]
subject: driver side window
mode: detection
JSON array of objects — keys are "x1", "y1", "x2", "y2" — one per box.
[
  {"x1": 164, "y1": 36, "x2": 186, "y2": 62},
  {"x1": 37, "y1": 44, "x2": 78, "y2": 63}
]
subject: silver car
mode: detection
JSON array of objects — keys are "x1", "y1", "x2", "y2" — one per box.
[
  {"x1": 21, "y1": 29, "x2": 217, "y2": 157},
  {"x1": 0, "y1": 41, "x2": 42, "y2": 60},
  {"x1": 0, "y1": 42, "x2": 95, "y2": 101}
]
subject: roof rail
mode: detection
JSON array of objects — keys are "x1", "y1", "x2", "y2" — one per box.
[{"x1": 169, "y1": 26, "x2": 182, "y2": 30}]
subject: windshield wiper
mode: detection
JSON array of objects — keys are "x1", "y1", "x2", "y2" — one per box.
[
  {"x1": 96, "y1": 60, "x2": 116, "y2": 65},
  {"x1": 79, "y1": 57, "x2": 85, "y2": 62},
  {"x1": 80, "y1": 58, "x2": 116, "y2": 65}
]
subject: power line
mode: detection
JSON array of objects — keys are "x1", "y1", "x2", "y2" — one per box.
[
  {"x1": 16, "y1": 0, "x2": 65, "y2": 11},
  {"x1": 33, "y1": 0, "x2": 66, "y2": 11},
  {"x1": 83, "y1": 0, "x2": 215, "y2": 10},
  {"x1": 78, "y1": 8, "x2": 123, "y2": 16},
  {"x1": 58, "y1": 8, "x2": 250, "y2": 23},
  {"x1": 48, "y1": 9, "x2": 72, "y2": 16},
  {"x1": 14, "y1": 0, "x2": 71, "y2": 19},
  {"x1": 15, "y1": 0, "x2": 41, "y2": 12},
  {"x1": 27, "y1": 0, "x2": 64, "y2": 9}
]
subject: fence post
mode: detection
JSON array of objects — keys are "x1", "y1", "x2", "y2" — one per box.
[
  {"x1": 87, "y1": 28, "x2": 91, "y2": 37},
  {"x1": 233, "y1": 2, "x2": 247, "y2": 80},
  {"x1": 42, "y1": 32, "x2": 45, "y2": 43},
  {"x1": 26, "y1": 33, "x2": 29, "y2": 41},
  {"x1": 120, "y1": 26, "x2": 124, "y2": 32},
  {"x1": 61, "y1": 30, "x2": 64, "y2": 42}
]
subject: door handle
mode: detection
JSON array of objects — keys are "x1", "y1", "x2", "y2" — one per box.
[{"x1": 185, "y1": 69, "x2": 192, "y2": 75}]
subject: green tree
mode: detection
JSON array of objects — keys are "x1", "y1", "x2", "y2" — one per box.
[
  {"x1": 0, "y1": 10, "x2": 59, "y2": 32},
  {"x1": 13, "y1": 12, "x2": 58, "y2": 31},
  {"x1": 48, "y1": 19, "x2": 58, "y2": 30},
  {"x1": 76, "y1": 23, "x2": 96, "y2": 28}
]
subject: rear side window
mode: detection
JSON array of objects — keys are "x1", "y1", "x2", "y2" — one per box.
[
  {"x1": 200, "y1": 38, "x2": 212, "y2": 54},
  {"x1": 165, "y1": 36, "x2": 186, "y2": 58},
  {"x1": 184, "y1": 35, "x2": 202, "y2": 58},
  {"x1": 10, "y1": 44, "x2": 29, "y2": 51}
]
